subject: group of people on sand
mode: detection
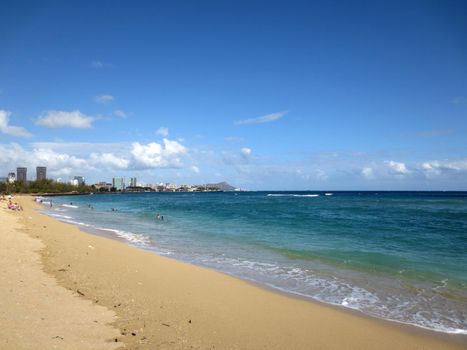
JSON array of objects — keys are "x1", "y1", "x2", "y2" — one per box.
[
  {"x1": 8, "y1": 200, "x2": 23, "y2": 211},
  {"x1": 1, "y1": 195, "x2": 23, "y2": 211}
]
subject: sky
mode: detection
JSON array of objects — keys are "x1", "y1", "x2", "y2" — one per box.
[{"x1": 0, "y1": 0, "x2": 466, "y2": 190}]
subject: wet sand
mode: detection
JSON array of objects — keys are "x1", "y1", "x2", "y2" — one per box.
[{"x1": 1, "y1": 196, "x2": 465, "y2": 349}]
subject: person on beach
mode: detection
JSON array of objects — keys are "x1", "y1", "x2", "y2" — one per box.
[{"x1": 7, "y1": 200, "x2": 22, "y2": 211}]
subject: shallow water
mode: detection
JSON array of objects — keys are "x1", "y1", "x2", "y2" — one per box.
[{"x1": 42, "y1": 191, "x2": 467, "y2": 334}]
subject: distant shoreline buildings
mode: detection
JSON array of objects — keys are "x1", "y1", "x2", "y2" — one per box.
[
  {"x1": 36, "y1": 166, "x2": 47, "y2": 181},
  {"x1": 1, "y1": 166, "x2": 241, "y2": 192}
]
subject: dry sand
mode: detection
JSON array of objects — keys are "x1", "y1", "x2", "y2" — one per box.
[
  {"x1": 1, "y1": 195, "x2": 466, "y2": 349},
  {"x1": 0, "y1": 199, "x2": 119, "y2": 350}
]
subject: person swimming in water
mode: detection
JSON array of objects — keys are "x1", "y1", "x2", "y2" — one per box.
[{"x1": 155, "y1": 213, "x2": 161, "y2": 220}]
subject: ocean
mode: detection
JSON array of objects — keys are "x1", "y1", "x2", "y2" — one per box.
[{"x1": 41, "y1": 191, "x2": 467, "y2": 334}]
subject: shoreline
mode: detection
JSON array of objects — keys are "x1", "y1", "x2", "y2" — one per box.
[
  {"x1": 40, "y1": 194, "x2": 467, "y2": 338},
  {"x1": 6, "y1": 195, "x2": 467, "y2": 349},
  {"x1": 36, "y1": 212, "x2": 467, "y2": 340},
  {"x1": 56, "y1": 213, "x2": 467, "y2": 341}
]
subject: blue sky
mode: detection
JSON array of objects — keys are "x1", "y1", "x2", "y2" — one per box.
[{"x1": 0, "y1": 0, "x2": 466, "y2": 190}]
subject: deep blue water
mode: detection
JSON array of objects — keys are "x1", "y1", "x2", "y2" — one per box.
[{"x1": 41, "y1": 191, "x2": 467, "y2": 334}]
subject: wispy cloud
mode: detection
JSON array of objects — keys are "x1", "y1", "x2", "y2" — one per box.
[
  {"x1": 114, "y1": 110, "x2": 127, "y2": 118},
  {"x1": 156, "y1": 127, "x2": 169, "y2": 137},
  {"x1": 224, "y1": 136, "x2": 244, "y2": 142},
  {"x1": 361, "y1": 167, "x2": 374, "y2": 179},
  {"x1": 36, "y1": 110, "x2": 95, "y2": 129},
  {"x1": 0, "y1": 110, "x2": 32, "y2": 138},
  {"x1": 91, "y1": 60, "x2": 113, "y2": 69},
  {"x1": 235, "y1": 111, "x2": 287, "y2": 125},
  {"x1": 94, "y1": 94, "x2": 115, "y2": 104},
  {"x1": 421, "y1": 159, "x2": 467, "y2": 177}
]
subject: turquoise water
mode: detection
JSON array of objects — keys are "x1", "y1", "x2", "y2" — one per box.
[{"x1": 42, "y1": 191, "x2": 467, "y2": 334}]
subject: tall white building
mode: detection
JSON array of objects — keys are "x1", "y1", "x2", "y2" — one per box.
[
  {"x1": 70, "y1": 176, "x2": 85, "y2": 186},
  {"x1": 7, "y1": 172, "x2": 16, "y2": 183},
  {"x1": 112, "y1": 177, "x2": 125, "y2": 191}
]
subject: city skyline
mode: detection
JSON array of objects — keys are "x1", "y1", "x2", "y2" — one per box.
[
  {"x1": 1, "y1": 164, "x2": 235, "y2": 191},
  {"x1": 1, "y1": 1, "x2": 466, "y2": 190}
]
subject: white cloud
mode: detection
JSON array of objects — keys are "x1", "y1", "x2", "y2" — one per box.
[
  {"x1": 34, "y1": 148, "x2": 90, "y2": 176},
  {"x1": 36, "y1": 110, "x2": 94, "y2": 129},
  {"x1": 156, "y1": 127, "x2": 169, "y2": 137},
  {"x1": 315, "y1": 169, "x2": 328, "y2": 181},
  {"x1": 421, "y1": 159, "x2": 467, "y2": 177},
  {"x1": 90, "y1": 153, "x2": 129, "y2": 169},
  {"x1": 0, "y1": 139, "x2": 189, "y2": 177},
  {"x1": 442, "y1": 159, "x2": 467, "y2": 171},
  {"x1": 235, "y1": 111, "x2": 287, "y2": 125},
  {"x1": 241, "y1": 147, "x2": 252, "y2": 157},
  {"x1": 421, "y1": 161, "x2": 442, "y2": 177},
  {"x1": 191, "y1": 165, "x2": 200, "y2": 173},
  {"x1": 94, "y1": 94, "x2": 115, "y2": 104},
  {"x1": 0, "y1": 143, "x2": 33, "y2": 167},
  {"x1": 362, "y1": 167, "x2": 374, "y2": 179},
  {"x1": 385, "y1": 160, "x2": 410, "y2": 175},
  {"x1": 239, "y1": 147, "x2": 253, "y2": 164},
  {"x1": 0, "y1": 144, "x2": 94, "y2": 177},
  {"x1": 114, "y1": 110, "x2": 127, "y2": 118},
  {"x1": 131, "y1": 139, "x2": 187, "y2": 169},
  {"x1": 0, "y1": 110, "x2": 32, "y2": 138}
]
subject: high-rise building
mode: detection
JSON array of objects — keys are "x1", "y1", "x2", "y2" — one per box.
[
  {"x1": 129, "y1": 177, "x2": 137, "y2": 187},
  {"x1": 36, "y1": 166, "x2": 47, "y2": 181},
  {"x1": 70, "y1": 176, "x2": 85, "y2": 186},
  {"x1": 112, "y1": 177, "x2": 125, "y2": 191},
  {"x1": 7, "y1": 172, "x2": 16, "y2": 183},
  {"x1": 16, "y1": 167, "x2": 27, "y2": 182}
]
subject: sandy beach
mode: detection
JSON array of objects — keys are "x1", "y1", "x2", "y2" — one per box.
[{"x1": 1, "y1": 195, "x2": 465, "y2": 350}]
